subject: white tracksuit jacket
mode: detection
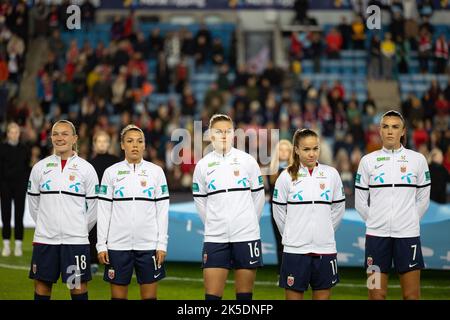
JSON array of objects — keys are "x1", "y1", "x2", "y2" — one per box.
[
  {"x1": 192, "y1": 147, "x2": 265, "y2": 243},
  {"x1": 96, "y1": 160, "x2": 169, "y2": 253},
  {"x1": 272, "y1": 163, "x2": 346, "y2": 254},
  {"x1": 355, "y1": 146, "x2": 431, "y2": 238},
  {"x1": 27, "y1": 153, "x2": 98, "y2": 245}
]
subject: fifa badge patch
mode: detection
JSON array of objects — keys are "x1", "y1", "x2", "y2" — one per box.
[
  {"x1": 203, "y1": 253, "x2": 208, "y2": 264},
  {"x1": 367, "y1": 256, "x2": 373, "y2": 266},
  {"x1": 320, "y1": 183, "x2": 326, "y2": 190},
  {"x1": 32, "y1": 264, "x2": 37, "y2": 274},
  {"x1": 108, "y1": 268, "x2": 115, "y2": 280},
  {"x1": 95, "y1": 185, "x2": 107, "y2": 195},
  {"x1": 400, "y1": 166, "x2": 407, "y2": 173},
  {"x1": 28, "y1": 181, "x2": 31, "y2": 191},
  {"x1": 161, "y1": 185, "x2": 168, "y2": 194},
  {"x1": 141, "y1": 180, "x2": 147, "y2": 187},
  {"x1": 355, "y1": 174, "x2": 361, "y2": 184},
  {"x1": 192, "y1": 183, "x2": 199, "y2": 192},
  {"x1": 273, "y1": 188, "x2": 278, "y2": 199},
  {"x1": 425, "y1": 171, "x2": 430, "y2": 181},
  {"x1": 258, "y1": 175, "x2": 263, "y2": 185},
  {"x1": 287, "y1": 275, "x2": 295, "y2": 287}
]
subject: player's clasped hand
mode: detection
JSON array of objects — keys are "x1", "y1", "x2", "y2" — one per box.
[
  {"x1": 156, "y1": 250, "x2": 166, "y2": 268},
  {"x1": 98, "y1": 251, "x2": 109, "y2": 265}
]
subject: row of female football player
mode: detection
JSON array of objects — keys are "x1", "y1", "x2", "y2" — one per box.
[{"x1": 28, "y1": 110, "x2": 430, "y2": 300}]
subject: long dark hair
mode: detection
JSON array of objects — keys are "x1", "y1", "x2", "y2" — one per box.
[{"x1": 287, "y1": 129, "x2": 319, "y2": 181}]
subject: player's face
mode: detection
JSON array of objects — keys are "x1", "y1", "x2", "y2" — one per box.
[
  {"x1": 51, "y1": 123, "x2": 77, "y2": 157},
  {"x1": 95, "y1": 135, "x2": 110, "y2": 154},
  {"x1": 296, "y1": 136, "x2": 320, "y2": 170},
  {"x1": 210, "y1": 120, "x2": 234, "y2": 154},
  {"x1": 121, "y1": 130, "x2": 145, "y2": 164},
  {"x1": 279, "y1": 143, "x2": 291, "y2": 162},
  {"x1": 380, "y1": 116, "x2": 405, "y2": 150}
]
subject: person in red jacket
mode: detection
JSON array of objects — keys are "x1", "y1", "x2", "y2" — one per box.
[{"x1": 326, "y1": 28, "x2": 343, "y2": 59}]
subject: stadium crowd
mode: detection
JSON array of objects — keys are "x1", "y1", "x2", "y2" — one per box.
[{"x1": 0, "y1": 0, "x2": 448, "y2": 203}]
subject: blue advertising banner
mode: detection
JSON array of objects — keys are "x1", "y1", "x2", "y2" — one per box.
[{"x1": 167, "y1": 201, "x2": 450, "y2": 270}]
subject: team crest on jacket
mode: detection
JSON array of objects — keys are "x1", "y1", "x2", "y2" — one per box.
[
  {"x1": 108, "y1": 268, "x2": 115, "y2": 280},
  {"x1": 203, "y1": 253, "x2": 208, "y2": 264},
  {"x1": 367, "y1": 256, "x2": 373, "y2": 266},
  {"x1": 141, "y1": 180, "x2": 147, "y2": 187},
  {"x1": 69, "y1": 174, "x2": 76, "y2": 181},
  {"x1": 287, "y1": 275, "x2": 295, "y2": 287},
  {"x1": 234, "y1": 170, "x2": 240, "y2": 176},
  {"x1": 320, "y1": 183, "x2": 325, "y2": 190},
  {"x1": 400, "y1": 166, "x2": 407, "y2": 173},
  {"x1": 32, "y1": 264, "x2": 37, "y2": 274}
]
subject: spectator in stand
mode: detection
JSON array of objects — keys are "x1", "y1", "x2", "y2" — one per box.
[
  {"x1": 396, "y1": 35, "x2": 410, "y2": 74},
  {"x1": 434, "y1": 34, "x2": 449, "y2": 74},
  {"x1": 211, "y1": 38, "x2": 225, "y2": 66},
  {"x1": 418, "y1": 29, "x2": 432, "y2": 73},
  {"x1": 289, "y1": 31, "x2": 303, "y2": 61},
  {"x1": 149, "y1": 28, "x2": 164, "y2": 59},
  {"x1": 6, "y1": 33, "x2": 25, "y2": 84},
  {"x1": 445, "y1": 79, "x2": 450, "y2": 102},
  {"x1": 217, "y1": 64, "x2": 231, "y2": 92},
  {"x1": 325, "y1": 28, "x2": 343, "y2": 59},
  {"x1": 389, "y1": 11, "x2": 405, "y2": 41},
  {"x1": 110, "y1": 15, "x2": 123, "y2": 42},
  {"x1": 351, "y1": 15, "x2": 366, "y2": 50},
  {"x1": 10, "y1": 1, "x2": 28, "y2": 45},
  {"x1": 427, "y1": 79, "x2": 442, "y2": 103},
  {"x1": 156, "y1": 52, "x2": 170, "y2": 93},
  {"x1": 435, "y1": 93, "x2": 449, "y2": 117},
  {"x1": 123, "y1": 10, "x2": 138, "y2": 42},
  {"x1": 81, "y1": 0, "x2": 97, "y2": 31},
  {"x1": 174, "y1": 56, "x2": 189, "y2": 94},
  {"x1": 134, "y1": 31, "x2": 150, "y2": 60},
  {"x1": 419, "y1": 16, "x2": 434, "y2": 36},
  {"x1": 310, "y1": 32, "x2": 323, "y2": 73},
  {"x1": 428, "y1": 148, "x2": 449, "y2": 204},
  {"x1": 412, "y1": 120, "x2": 429, "y2": 149},
  {"x1": 180, "y1": 85, "x2": 197, "y2": 117},
  {"x1": 337, "y1": 16, "x2": 352, "y2": 50},
  {"x1": 368, "y1": 35, "x2": 381, "y2": 79},
  {"x1": 418, "y1": 0, "x2": 434, "y2": 19},
  {"x1": 380, "y1": 32, "x2": 396, "y2": 80},
  {"x1": 293, "y1": 0, "x2": 309, "y2": 25}
]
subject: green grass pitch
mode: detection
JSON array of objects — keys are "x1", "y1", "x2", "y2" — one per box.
[{"x1": 0, "y1": 229, "x2": 449, "y2": 300}]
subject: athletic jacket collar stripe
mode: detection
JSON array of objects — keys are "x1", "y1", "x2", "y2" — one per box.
[
  {"x1": 381, "y1": 145, "x2": 404, "y2": 154},
  {"x1": 212, "y1": 147, "x2": 234, "y2": 159}
]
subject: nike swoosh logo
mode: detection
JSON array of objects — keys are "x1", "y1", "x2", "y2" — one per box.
[
  {"x1": 154, "y1": 273, "x2": 161, "y2": 278},
  {"x1": 207, "y1": 170, "x2": 216, "y2": 176},
  {"x1": 249, "y1": 260, "x2": 259, "y2": 265},
  {"x1": 74, "y1": 273, "x2": 85, "y2": 277},
  {"x1": 294, "y1": 180, "x2": 302, "y2": 185},
  {"x1": 116, "y1": 177, "x2": 126, "y2": 182},
  {"x1": 331, "y1": 279, "x2": 338, "y2": 284},
  {"x1": 375, "y1": 164, "x2": 384, "y2": 169},
  {"x1": 409, "y1": 263, "x2": 418, "y2": 268},
  {"x1": 44, "y1": 170, "x2": 52, "y2": 175}
]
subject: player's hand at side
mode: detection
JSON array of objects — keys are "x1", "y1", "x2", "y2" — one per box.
[
  {"x1": 156, "y1": 250, "x2": 166, "y2": 268},
  {"x1": 98, "y1": 251, "x2": 109, "y2": 265}
]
